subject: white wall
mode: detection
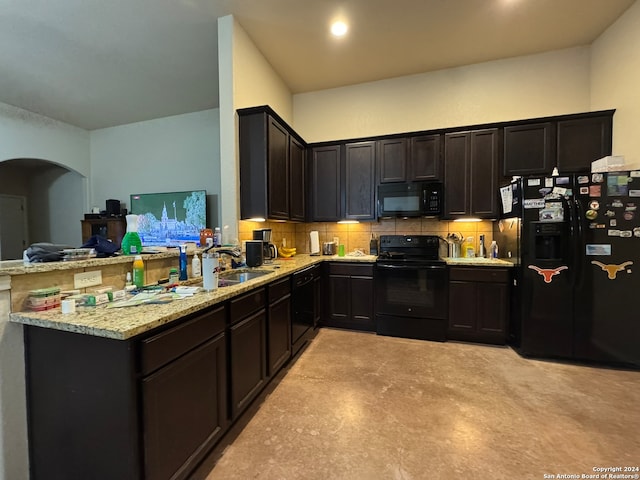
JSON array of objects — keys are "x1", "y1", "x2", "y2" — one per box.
[
  {"x1": 591, "y1": 0, "x2": 640, "y2": 163},
  {"x1": 218, "y1": 15, "x2": 293, "y2": 240},
  {"x1": 90, "y1": 109, "x2": 221, "y2": 227},
  {"x1": 293, "y1": 47, "x2": 592, "y2": 142},
  {"x1": 0, "y1": 102, "x2": 90, "y2": 177},
  {"x1": 30, "y1": 167, "x2": 85, "y2": 246}
]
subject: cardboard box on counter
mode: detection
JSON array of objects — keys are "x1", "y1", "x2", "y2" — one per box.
[{"x1": 591, "y1": 155, "x2": 639, "y2": 172}]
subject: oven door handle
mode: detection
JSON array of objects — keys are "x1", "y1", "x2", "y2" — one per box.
[{"x1": 376, "y1": 263, "x2": 446, "y2": 271}]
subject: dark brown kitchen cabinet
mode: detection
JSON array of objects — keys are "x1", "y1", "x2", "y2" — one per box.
[
  {"x1": 267, "y1": 277, "x2": 291, "y2": 376},
  {"x1": 557, "y1": 113, "x2": 613, "y2": 173},
  {"x1": 229, "y1": 288, "x2": 267, "y2": 420},
  {"x1": 378, "y1": 134, "x2": 441, "y2": 183},
  {"x1": 448, "y1": 267, "x2": 510, "y2": 345},
  {"x1": 503, "y1": 111, "x2": 614, "y2": 176},
  {"x1": 378, "y1": 138, "x2": 408, "y2": 183},
  {"x1": 344, "y1": 141, "x2": 376, "y2": 220},
  {"x1": 444, "y1": 128, "x2": 500, "y2": 219},
  {"x1": 142, "y1": 332, "x2": 226, "y2": 480},
  {"x1": 238, "y1": 106, "x2": 306, "y2": 221},
  {"x1": 24, "y1": 304, "x2": 228, "y2": 480},
  {"x1": 289, "y1": 136, "x2": 306, "y2": 222},
  {"x1": 324, "y1": 263, "x2": 375, "y2": 332},
  {"x1": 503, "y1": 122, "x2": 555, "y2": 176},
  {"x1": 410, "y1": 134, "x2": 442, "y2": 181},
  {"x1": 309, "y1": 144, "x2": 342, "y2": 221}
]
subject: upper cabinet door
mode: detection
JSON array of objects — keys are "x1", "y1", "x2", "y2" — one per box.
[
  {"x1": 444, "y1": 132, "x2": 471, "y2": 217},
  {"x1": 289, "y1": 137, "x2": 305, "y2": 222},
  {"x1": 310, "y1": 144, "x2": 342, "y2": 222},
  {"x1": 470, "y1": 128, "x2": 500, "y2": 218},
  {"x1": 267, "y1": 117, "x2": 290, "y2": 220},
  {"x1": 556, "y1": 114, "x2": 613, "y2": 173},
  {"x1": 503, "y1": 122, "x2": 555, "y2": 176},
  {"x1": 410, "y1": 134, "x2": 442, "y2": 181},
  {"x1": 344, "y1": 141, "x2": 376, "y2": 220},
  {"x1": 378, "y1": 138, "x2": 408, "y2": 183}
]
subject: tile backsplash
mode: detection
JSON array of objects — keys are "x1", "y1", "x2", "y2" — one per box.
[{"x1": 239, "y1": 219, "x2": 494, "y2": 256}]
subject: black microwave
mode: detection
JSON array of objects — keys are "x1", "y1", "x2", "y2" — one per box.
[{"x1": 377, "y1": 182, "x2": 443, "y2": 218}]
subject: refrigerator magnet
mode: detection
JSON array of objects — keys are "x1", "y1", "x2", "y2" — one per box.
[
  {"x1": 555, "y1": 176, "x2": 570, "y2": 185},
  {"x1": 589, "y1": 185, "x2": 601, "y2": 197},
  {"x1": 631, "y1": 171, "x2": 640, "y2": 177},
  {"x1": 579, "y1": 187, "x2": 589, "y2": 195},
  {"x1": 585, "y1": 209, "x2": 598, "y2": 220},
  {"x1": 605, "y1": 210, "x2": 616, "y2": 217},
  {"x1": 610, "y1": 219, "x2": 617, "y2": 227},
  {"x1": 591, "y1": 260, "x2": 633, "y2": 280},
  {"x1": 545, "y1": 178, "x2": 554, "y2": 187},
  {"x1": 528, "y1": 178, "x2": 541, "y2": 187},
  {"x1": 589, "y1": 200, "x2": 600, "y2": 210},
  {"x1": 592, "y1": 173, "x2": 604, "y2": 183},
  {"x1": 586, "y1": 244, "x2": 612, "y2": 256},
  {"x1": 608, "y1": 230, "x2": 621, "y2": 237},
  {"x1": 624, "y1": 212, "x2": 635, "y2": 221},
  {"x1": 612, "y1": 199, "x2": 624, "y2": 208},
  {"x1": 629, "y1": 190, "x2": 640, "y2": 197},
  {"x1": 578, "y1": 176, "x2": 590, "y2": 184},
  {"x1": 620, "y1": 230, "x2": 633, "y2": 238},
  {"x1": 634, "y1": 227, "x2": 640, "y2": 237}
]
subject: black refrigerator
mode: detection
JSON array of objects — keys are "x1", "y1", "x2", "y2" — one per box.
[{"x1": 500, "y1": 170, "x2": 640, "y2": 368}]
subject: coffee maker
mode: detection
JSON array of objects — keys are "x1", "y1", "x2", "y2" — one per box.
[{"x1": 252, "y1": 229, "x2": 277, "y2": 263}]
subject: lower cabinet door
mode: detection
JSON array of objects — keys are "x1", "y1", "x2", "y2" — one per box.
[
  {"x1": 230, "y1": 310, "x2": 267, "y2": 419},
  {"x1": 142, "y1": 333, "x2": 227, "y2": 480},
  {"x1": 268, "y1": 294, "x2": 291, "y2": 376}
]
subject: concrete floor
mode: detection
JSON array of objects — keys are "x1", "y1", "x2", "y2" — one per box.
[{"x1": 206, "y1": 329, "x2": 640, "y2": 480}]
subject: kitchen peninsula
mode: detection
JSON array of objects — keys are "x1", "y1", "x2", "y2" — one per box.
[{"x1": 4, "y1": 250, "x2": 511, "y2": 480}]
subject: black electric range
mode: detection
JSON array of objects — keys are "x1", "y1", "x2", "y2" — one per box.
[{"x1": 375, "y1": 235, "x2": 448, "y2": 341}]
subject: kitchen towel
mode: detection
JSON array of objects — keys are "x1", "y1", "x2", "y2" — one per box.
[{"x1": 309, "y1": 231, "x2": 320, "y2": 255}]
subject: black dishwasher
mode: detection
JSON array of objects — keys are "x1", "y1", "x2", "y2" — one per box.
[{"x1": 291, "y1": 265, "x2": 316, "y2": 356}]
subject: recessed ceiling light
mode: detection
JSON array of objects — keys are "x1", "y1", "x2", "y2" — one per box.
[{"x1": 331, "y1": 21, "x2": 348, "y2": 37}]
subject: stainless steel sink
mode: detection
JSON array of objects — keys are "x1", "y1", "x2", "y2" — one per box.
[{"x1": 218, "y1": 269, "x2": 272, "y2": 287}]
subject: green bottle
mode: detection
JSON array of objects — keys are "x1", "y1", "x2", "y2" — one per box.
[{"x1": 121, "y1": 214, "x2": 142, "y2": 255}]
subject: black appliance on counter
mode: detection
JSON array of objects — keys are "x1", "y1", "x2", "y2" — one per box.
[
  {"x1": 377, "y1": 182, "x2": 442, "y2": 218},
  {"x1": 375, "y1": 235, "x2": 448, "y2": 341},
  {"x1": 500, "y1": 171, "x2": 640, "y2": 368}
]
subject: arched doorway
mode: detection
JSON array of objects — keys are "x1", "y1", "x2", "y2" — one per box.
[{"x1": 0, "y1": 158, "x2": 86, "y2": 260}]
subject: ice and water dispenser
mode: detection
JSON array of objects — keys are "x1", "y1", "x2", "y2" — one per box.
[{"x1": 529, "y1": 222, "x2": 568, "y2": 261}]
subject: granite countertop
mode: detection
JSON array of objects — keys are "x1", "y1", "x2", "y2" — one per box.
[
  {"x1": 0, "y1": 251, "x2": 181, "y2": 276},
  {"x1": 443, "y1": 257, "x2": 515, "y2": 267},
  {"x1": 9, "y1": 254, "x2": 376, "y2": 340},
  {"x1": 9, "y1": 252, "x2": 512, "y2": 340}
]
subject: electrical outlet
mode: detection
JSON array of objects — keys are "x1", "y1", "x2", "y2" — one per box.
[{"x1": 74, "y1": 270, "x2": 103, "y2": 289}]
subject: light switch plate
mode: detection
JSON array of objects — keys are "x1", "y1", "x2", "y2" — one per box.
[{"x1": 74, "y1": 270, "x2": 103, "y2": 289}]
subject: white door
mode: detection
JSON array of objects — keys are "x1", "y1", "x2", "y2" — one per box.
[{"x1": 0, "y1": 195, "x2": 28, "y2": 260}]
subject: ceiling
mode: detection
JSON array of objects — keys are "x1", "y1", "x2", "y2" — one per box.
[{"x1": 0, "y1": 0, "x2": 635, "y2": 130}]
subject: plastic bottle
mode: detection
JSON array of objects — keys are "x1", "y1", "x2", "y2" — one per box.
[
  {"x1": 178, "y1": 245, "x2": 188, "y2": 281},
  {"x1": 192, "y1": 252, "x2": 201, "y2": 278},
  {"x1": 463, "y1": 236, "x2": 475, "y2": 258},
  {"x1": 490, "y1": 241, "x2": 499, "y2": 259},
  {"x1": 125, "y1": 272, "x2": 132, "y2": 287},
  {"x1": 213, "y1": 227, "x2": 222, "y2": 247},
  {"x1": 478, "y1": 234, "x2": 486, "y2": 258},
  {"x1": 121, "y1": 214, "x2": 143, "y2": 255},
  {"x1": 169, "y1": 268, "x2": 179, "y2": 284},
  {"x1": 132, "y1": 255, "x2": 145, "y2": 288}
]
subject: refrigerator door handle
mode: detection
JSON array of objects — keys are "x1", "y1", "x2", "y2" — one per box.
[
  {"x1": 573, "y1": 198, "x2": 586, "y2": 290},
  {"x1": 563, "y1": 194, "x2": 578, "y2": 288}
]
